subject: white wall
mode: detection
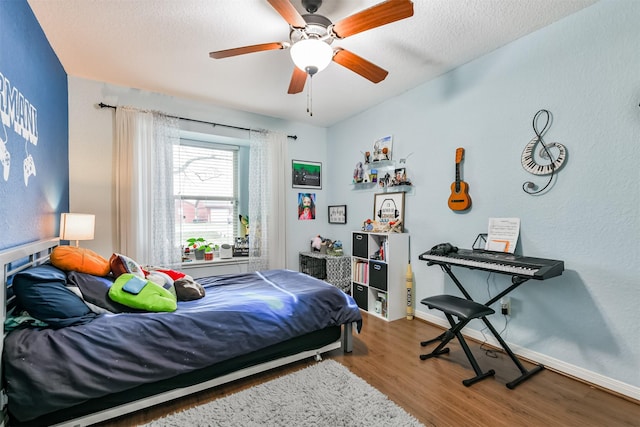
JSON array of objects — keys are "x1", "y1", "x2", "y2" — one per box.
[
  {"x1": 67, "y1": 77, "x2": 329, "y2": 271},
  {"x1": 326, "y1": 0, "x2": 639, "y2": 397}
]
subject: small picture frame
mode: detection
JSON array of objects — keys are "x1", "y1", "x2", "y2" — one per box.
[
  {"x1": 393, "y1": 167, "x2": 407, "y2": 185},
  {"x1": 372, "y1": 135, "x2": 393, "y2": 162},
  {"x1": 292, "y1": 160, "x2": 322, "y2": 189},
  {"x1": 328, "y1": 205, "x2": 347, "y2": 224},
  {"x1": 373, "y1": 192, "x2": 405, "y2": 232}
]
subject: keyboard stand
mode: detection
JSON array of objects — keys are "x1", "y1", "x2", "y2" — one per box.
[{"x1": 421, "y1": 263, "x2": 545, "y2": 389}]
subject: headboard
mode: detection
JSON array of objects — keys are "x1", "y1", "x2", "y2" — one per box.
[
  {"x1": 0, "y1": 237, "x2": 59, "y2": 422},
  {"x1": 1, "y1": 238, "x2": 60, "y2": 318}
]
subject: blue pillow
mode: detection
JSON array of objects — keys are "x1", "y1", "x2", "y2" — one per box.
[
  {"x1": 12, "y1": 264, "x2": 97, "y2": 328},
  {"x1": 66, "y1": 271, "x2": 143, "y2": 313}
]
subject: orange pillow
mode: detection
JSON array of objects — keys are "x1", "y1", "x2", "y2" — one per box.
[{"x1": 50, "y1": 246, "x2": 111, "y2": 277}]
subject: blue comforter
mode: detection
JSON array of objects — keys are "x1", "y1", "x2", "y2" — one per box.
[{"x1": 3, "y1": 269, "x2": 362, "y2": 422}]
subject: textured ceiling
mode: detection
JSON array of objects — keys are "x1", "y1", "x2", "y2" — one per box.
[{"x1": 27, "y1": 0, "x2": 598, "y2": 127}]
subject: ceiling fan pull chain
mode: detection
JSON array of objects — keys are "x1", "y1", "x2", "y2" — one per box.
[{"x1": 307, "y1": 74, "x2": 313, "y2": 117}]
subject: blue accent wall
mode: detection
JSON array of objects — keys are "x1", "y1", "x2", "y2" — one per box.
[{"x1": 0, "y1": 0, "x2": 69, "y2": 250}]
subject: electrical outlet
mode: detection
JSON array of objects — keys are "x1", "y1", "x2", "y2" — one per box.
[{"x1": 500, "y1": 297, "x2": 511, "y2": 315}]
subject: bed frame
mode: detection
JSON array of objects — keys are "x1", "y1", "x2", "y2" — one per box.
[{"x1": 1, "y1": 238, "x2": 354, "y2": 427}]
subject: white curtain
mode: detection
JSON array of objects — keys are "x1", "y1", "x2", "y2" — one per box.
[
  {"x1": 248, "y1": 130, "x2": 288, "y2": 271},
  {"x1": 115, "y1": 107, "x2": 180, "y2": 267}
]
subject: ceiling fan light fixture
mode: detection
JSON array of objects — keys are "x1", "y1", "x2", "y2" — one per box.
[{"x1": 290, "y1": 39, "x2": 333, "y2": 74}]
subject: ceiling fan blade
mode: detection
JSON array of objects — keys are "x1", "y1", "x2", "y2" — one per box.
[
  {"x1": 209, "y1": 42, "x2": 286, "y2": 59},
  {"x1": 332, "y1": 0, "x2": 414, "y2": 39},
  {"x1": 288, "y1": 67, "x2": 307, "y2": 94},
  {"x1": 267, "y1": 0, "x2": 307, "y2": 29},
  {"x1": 332, "y1": 48, "x2": 388, "y2": 83}
]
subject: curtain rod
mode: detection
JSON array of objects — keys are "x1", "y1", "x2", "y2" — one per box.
[{"x1": 98, "y1": 102, "x2": 298, "y2": 140}]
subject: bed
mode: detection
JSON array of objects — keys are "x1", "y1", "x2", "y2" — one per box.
[{"x1": 0, "y1": 238, "x2": 362, "y2": 426}]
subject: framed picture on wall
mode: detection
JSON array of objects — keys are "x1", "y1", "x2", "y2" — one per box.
[
  {"x1": 292, "y1": 160, "x2": 322, "y2": 189},
  {"x1": 372, "y1": 135, "x2": 393, "y2": 162},
  {"x1": 298, "y1": 193, "x2": 316, "y2": 220},
  {"x1": 373, "y1": 192, "x2": 405, "y2": 232},
  {"x1": 328, "y1": 205, "x2": 347, "y2": 224}
]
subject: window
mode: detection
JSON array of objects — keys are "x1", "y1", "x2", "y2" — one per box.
[{"x1": 174, "y1": 138, "x2": 240, "y2": 249}]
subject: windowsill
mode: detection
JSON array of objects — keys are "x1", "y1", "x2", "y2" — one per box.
[{"x1": 181, "y1": 257, "x2": 248, "y2": 269}]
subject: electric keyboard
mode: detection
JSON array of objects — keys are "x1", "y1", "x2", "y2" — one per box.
[{"x1": 419, "y1": 248, "x2": 564, "y2": 280}]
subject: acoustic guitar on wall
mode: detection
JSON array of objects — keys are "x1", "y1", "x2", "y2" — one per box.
[{"x1": 448, "y1": 147, "x2": 471, "y2": 211}]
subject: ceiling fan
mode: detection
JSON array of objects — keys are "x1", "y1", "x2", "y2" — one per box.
[{"x1": 209, "y1": 0, "x2": 414, "y2": 95}]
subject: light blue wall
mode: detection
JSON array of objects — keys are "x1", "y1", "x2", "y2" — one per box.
[
  {"x1": 0, "y1": 0, "x2": 69, "y2": 249},
  {"x1": 327, "y1": 0, "x2": 639, "y2": 392}
]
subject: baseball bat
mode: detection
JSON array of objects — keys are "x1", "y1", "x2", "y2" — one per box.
[{"x1": 406, "y1": 261, "x2": 414, "y2": 320}]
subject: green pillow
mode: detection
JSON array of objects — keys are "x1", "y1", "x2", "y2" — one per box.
[{"x1": 109, "y1": 274, "x2": 177, "y2": 312}]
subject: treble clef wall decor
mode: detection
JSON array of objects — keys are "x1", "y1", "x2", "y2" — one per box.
[{"x1": 521, "y1": 109, "x2": 567, "y2": 195}]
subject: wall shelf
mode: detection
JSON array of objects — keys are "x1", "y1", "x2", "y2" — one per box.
[
  {"x1": 352, "y1": 159, "x2": 413, "y2": 194},
  {"x1": 351, "y1": 183, "x2": 414, "y2": 195}
]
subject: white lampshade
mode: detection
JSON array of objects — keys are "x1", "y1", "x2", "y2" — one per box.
[
  {"x1": 290, "y1": 39, "x2": 333, "y2": 74},
  {"x1": 60, "y1": 213, "x2": 95, "y2": 246}
]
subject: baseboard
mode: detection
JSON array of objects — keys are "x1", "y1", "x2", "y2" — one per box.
[{"x1": 414, "y1": 310, "x2": 640, "y2": 402}]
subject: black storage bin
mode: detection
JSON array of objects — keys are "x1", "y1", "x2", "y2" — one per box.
[
  {"x1": 352, "y1": 233, "x2": 368, "y2": 258},
  {"x1": 353, "y1": 283, "x2": 368, "y2": 310},
  {"x1": 299, "y1": 254, "x2": 327, "y2": 280},
  {"x1": 368, "y1": 261, "x2": 388, "y2": 291}
]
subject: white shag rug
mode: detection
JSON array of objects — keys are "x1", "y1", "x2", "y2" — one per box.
[{"x1": 142, "y1": 360, "x2": 424, "y2": 427}]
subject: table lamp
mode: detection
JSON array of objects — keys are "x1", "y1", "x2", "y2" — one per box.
[{"x1": 60, "y1": 213, "x2": 95, "y2": 247}]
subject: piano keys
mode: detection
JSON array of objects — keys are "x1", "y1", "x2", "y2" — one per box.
[{"x1": 419, "y1": 248, "x2": 564, "y2": 280}]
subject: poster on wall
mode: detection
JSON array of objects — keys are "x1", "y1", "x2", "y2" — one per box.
[
  {"x1": 373, "y1": 191, "x2": 404, "y2": 232},
  {"x1": 372, "y1": 135, "x2": 393, "y2": 162},
  {"x1": 298, "y1": 193, "x2": 316, "y2": 220},
  {"x1": 292, "y1": 160, "x2": 321, "y2": 189}
]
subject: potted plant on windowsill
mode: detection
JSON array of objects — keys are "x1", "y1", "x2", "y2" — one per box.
[
  {"x1": 186, "y1": 237, "x2": 209, "y2": 261},
  {"x1": 204, "y1": 244, "x2": 215, "y2": 261}
]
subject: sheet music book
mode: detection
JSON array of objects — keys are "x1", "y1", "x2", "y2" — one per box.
[{"x1": 485, "y1": 218, "x2": 520, "y2": 253}]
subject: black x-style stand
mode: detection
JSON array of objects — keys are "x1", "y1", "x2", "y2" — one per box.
[{"x1": 421, "y1": 263, "x2": 544, "y2": 389}]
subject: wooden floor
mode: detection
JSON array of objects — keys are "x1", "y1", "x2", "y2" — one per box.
[{"x1": 100, "y1": 313, "x2": 640, "y2": 426}]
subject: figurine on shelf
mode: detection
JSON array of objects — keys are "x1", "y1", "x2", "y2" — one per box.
[
  {"x1": 364, "y1": 151, "x2": 371, "y2": 164},
  {"x1": 353, "y1": 162, "x2": 364, "y2": 183},
  {"x1": 372, "y1": 139, "x2": 381, "y2": 162},
  {"x1": 387, "y1": 219, "x2": 403, "y2": 233},
  {"x1": 361, "y1": 218, "x2": 403, "y2": 233},
  {"x1": 362, "y1": 219, "x2": 375, "y2": 232},
  {"x1": 381, "y1": 172, "x2": 391, "y2": 187}
]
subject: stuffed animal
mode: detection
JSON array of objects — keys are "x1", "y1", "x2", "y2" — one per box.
[
  {"x1": 239, "y1": 214, "x2": 249, "y2": 237},
  {"x1": 311, "y1": 235, "x2": 323, "y2": 251},
  {"x1": 174, "y1": 275, "x2": 206, "y2": 301}
]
